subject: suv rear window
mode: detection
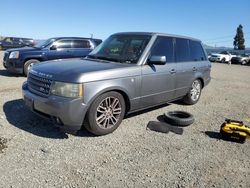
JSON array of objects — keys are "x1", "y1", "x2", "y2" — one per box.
[
  {"x1": 189, "y1": 40, "x2": 206, "y2": 61},
  {"x1": 73, "y1": 40, "x2": 91, "y2": 48},
  {"x1": 175, "y1": 38, "x2": 190, "y2": 62},
  {"x1": 151, "y1": 36, "x2": 174, "y2": 63}
]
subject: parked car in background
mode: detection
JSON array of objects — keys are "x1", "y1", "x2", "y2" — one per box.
[
  {"x1": 3, "y1": 37, "x2": 102, "y2": 76},
  {"x1": 22, "y1": 32, "x2": 211, "y2": 135},
  {"x1": 207, "y1": 53, "x2": 211, "y2": 60},
  {"x1": 0, "y1": 37, "x2": 34, "y2": 50},
  {"x1": 231, "y1": 54, "x2": 250, "y2": 65},
  {"x1": 209, "y1": 51, "x2": 235, "y2": 63}
]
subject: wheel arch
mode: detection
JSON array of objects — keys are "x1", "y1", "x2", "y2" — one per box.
[
  {"x1": 196, "y1": 77, "x2": 204, "y2": 88},
  {"x1": 23, "y1": 57, "x2": 44, "y2": 63},
  {"x1": 85, "y1": 86, "x2": 132, "y2": 114}
]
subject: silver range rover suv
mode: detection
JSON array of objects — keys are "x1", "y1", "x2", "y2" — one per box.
[{"x1": 22, "y1": 32, "x2": 211, "y2": 135}]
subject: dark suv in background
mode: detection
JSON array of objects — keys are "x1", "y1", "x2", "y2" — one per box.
[
  {"x1": 3, "y1": 37, "x2": 102, "y2": 75},
  {"x1": 0, "y1": 37, "x2": 34, "y2": 50}
]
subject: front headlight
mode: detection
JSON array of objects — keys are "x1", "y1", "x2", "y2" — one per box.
[
  {"x1": 9, "y1": 51, "x2": 19, "y2": 59},
  {"x1": 51, "y1": 82, "x2": 83, "y2": 98}
]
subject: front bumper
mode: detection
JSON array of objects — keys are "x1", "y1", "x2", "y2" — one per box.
[
  {"x1": 209, "y1": 57, "x2": 221, "y2": 62},
  {"x1": 3, "y1": 59, "x2": 23, "y2": 74},
  {"x1": 22, "y1": 82, "x2": 88, "y2": 131}
]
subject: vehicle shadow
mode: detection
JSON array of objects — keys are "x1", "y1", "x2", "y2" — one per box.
[
  {"x1": 3, "y1": 99, "x2": 68, "y2": 139},
  {"x1": 169, "y1": 99, "x2": 189, "y2": 106},
  {"x1": 203, "y1": 131, "x2": 245, "y2": 144},
  {"x1": 125, "y1": 103, "x2": 170, "y2": 119},
  {"x1": 0, "y1": 69, "x2": 22, "y2": 77}
]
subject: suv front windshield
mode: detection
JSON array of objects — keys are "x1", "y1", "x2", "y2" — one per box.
[
  {"x1": 87, "y1": 34, "x2": 151, "y2": 64},
  {"x1": 35, "y1": 38, "x2": 56, "y2": 48}
]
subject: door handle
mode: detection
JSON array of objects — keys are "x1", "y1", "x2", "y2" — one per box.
[
  {"x1": 170, "y1": 69, "x2": 176, "y2": 74},
  {"x1": 192, "y1": 67, "x2": 197, "y2": 72}
]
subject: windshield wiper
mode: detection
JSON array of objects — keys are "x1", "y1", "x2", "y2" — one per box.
[
  {"x1": 86, "y1": 55, "x2": 98, "y2": 59},
  {"x1": 121, "y1": 58, "x2": 136, "y2": 64},
  {"x1": 86, "y1": 55, "x2": 121, "y2": 63}
]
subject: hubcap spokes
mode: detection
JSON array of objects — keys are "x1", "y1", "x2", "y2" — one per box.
[
  {"x1": 190, "y1": 81, "x2": 201, "y2": 101},
  {"x1": 96, "y1": 97, "x2": 121, "y2": 129}
]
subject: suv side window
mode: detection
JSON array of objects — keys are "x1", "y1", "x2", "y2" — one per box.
[
  {"x1": 72, "y1": 40, "x2": 91, "y2": 48},
  {"x1": 151, "y1": 36, "x2": 174, "y2": 63},
  {"x1": 189, "y1": 40, "x2": 206, "y2": 61},
  {"x1": 175, "y1": 38, "x2": 190, "y2": 62},
  {"x1": 55, "y1": 40, "x2": 72, "y2": 49},
  {"x1": 4, "y1": 37, "x2": 13, "y2": 44}
]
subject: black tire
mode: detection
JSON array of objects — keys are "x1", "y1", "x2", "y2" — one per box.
[
  {"x1": 182, "y1": 79, "x2": 202, "y2": 105},
  {"x1": 164, "y1": 111, "x2": 194, "y2": 126},
  {"x1": 221, "y1": 58, "x2": 226, "y2": 63},
  {"x1": 241, "y1": 60, "x2": 247, "y2": 65},
  {"x1": 24, "y1": 59, "x2": 40, "y2": 76},
  {"x1": 85, "y1": 91, "x2": 126, "y2": 136}
]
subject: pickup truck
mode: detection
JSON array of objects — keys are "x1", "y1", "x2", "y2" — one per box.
[{"x1": 209, "y1": 51, "x2": 235, "y2": 63}]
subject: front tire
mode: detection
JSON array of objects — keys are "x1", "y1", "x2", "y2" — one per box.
[
  {"x1": 85, "y1": 91, "x2": 126, "y2": 136},
  {"x1": 182, "y1": 79, "x2": 202, "y2": 105},
  {"x1": 24, "y1": 59, "x2": 40, "y2": 76},
  {"x1": 221, "y1": 58, "x2": 226, "y2": 63}
]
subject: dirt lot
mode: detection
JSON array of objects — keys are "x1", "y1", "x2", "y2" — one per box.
[{"x1": 0, "y1": 51, "x2": 249, "y2": 187}]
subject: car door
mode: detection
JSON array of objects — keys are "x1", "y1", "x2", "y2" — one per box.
[
  {"x1": 13, "y1": 38, "x2": 23, "y2": 48},
  {"x1": 140, "y1": 36, "x2": 176, "y2": 108},
  {"x1": 46, "y1": 39, "x2": 73, "y2": 60},
  {"x1": 174, "y1": 39, "x2": 207, "y2": 98},
  {"x1": 71, "y1": 39, "x2": 93, "y2": 58},
  {"x1": 174, "y1": 38, "x2": 194, "y2": 98}
]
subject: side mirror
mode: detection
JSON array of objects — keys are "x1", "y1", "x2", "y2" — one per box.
[
  {"x1": 50, "y1": 45, "x2": 57, "y2": 50},
  {"x1": 148, "y1": 56, "x2": 166, "y2": 65}
]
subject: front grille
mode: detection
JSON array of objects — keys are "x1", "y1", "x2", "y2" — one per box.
[{"x1": 28, "y1": 73, "x2": 53, "y2": 97}]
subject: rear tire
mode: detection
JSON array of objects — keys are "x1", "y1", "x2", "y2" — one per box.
[
  {"x1": 24, "y1": 59, "x2": 40, "y2": 76},
  {"x1": 182, "y1": 79, "x2": 202, "y2": 105},
  {"x1": 85, "y1": 91, "x2": 126, "y2": 136},
  {"x1": 241, "y1": 60, "x2": 247, "y2": 65}
]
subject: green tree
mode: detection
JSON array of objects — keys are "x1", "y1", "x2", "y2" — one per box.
[{"x1": 233, "y1": 24, "x2": 245, "y2": 50}]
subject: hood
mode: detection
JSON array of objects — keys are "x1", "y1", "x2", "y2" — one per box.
[
  {"x1": 30, "y1": 58, "x2": 139, "y2": 83},
  {"x1": 6, "y1": 46, "x2": 41, "y2": 53}
]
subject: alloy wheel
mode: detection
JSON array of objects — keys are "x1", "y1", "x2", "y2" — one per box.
[
  {"x1": 95, "y1": 96, "x2": 122, "y2": 129},
  {"x1": 190, "y1": 80, "x2": 201, "y2": 101}
]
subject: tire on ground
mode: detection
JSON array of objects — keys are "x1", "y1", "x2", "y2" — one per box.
[
  {"x1": 164, "y1": 111, "x2": 194, "y2": 126},
  {"x1": 182, "y1": 79, "x2": 202, "y2": 105},
  {"x1": 24, "y1": 59, "x2": 40, "y2": 76},
  {"x1": 85, "y1": 91, "x2": 126, "y2": 136}
]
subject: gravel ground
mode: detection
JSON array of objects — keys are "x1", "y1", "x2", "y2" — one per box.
[{"x1": 0, "y1": 51, "x2": 249, "y2": 188}]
